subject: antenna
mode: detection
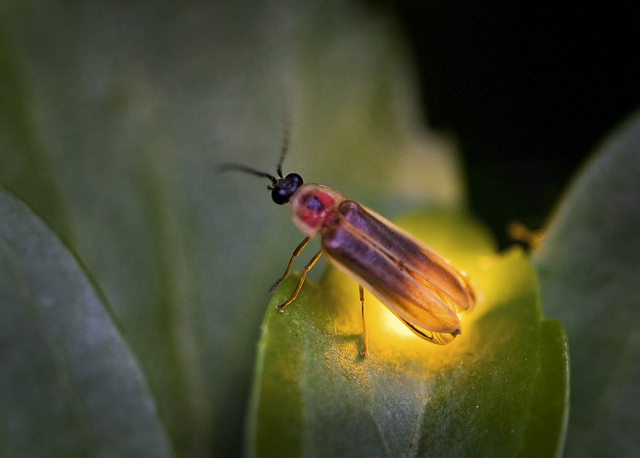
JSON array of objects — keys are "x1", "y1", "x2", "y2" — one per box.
[
  {"x1": 276, "y1": 98, "x2": 292, "y2": 178},
  {"x1": 219, "y1": 99, "x2": 293, "y2": 188},
  {"x1": 216, "y1": 164, "x2": 278, "y2": 188}
]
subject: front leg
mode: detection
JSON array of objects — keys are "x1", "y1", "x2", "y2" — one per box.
[
  {"x1": 276, "y1": 249, "x2": 322, "y2": 311},
  {"x1": 269, "y1": 236, "x2": 311, "y2": 292}
]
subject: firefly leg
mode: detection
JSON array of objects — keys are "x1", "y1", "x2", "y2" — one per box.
[
  {"x1": 276, "y1": 249, "x2": 322, "y2": 311},
  {"x1": 270, "y1": 236, "x2": 311, "y2": 292},
  {"x1": 359, "y1": 285, "x2": 369, "y2": 357}
]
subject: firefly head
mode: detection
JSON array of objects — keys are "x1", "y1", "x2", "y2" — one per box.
[{"x1": 271, "y1": 173, "x2": 303, "y2": 204}]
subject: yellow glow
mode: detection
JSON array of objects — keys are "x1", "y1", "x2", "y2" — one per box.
[
  {"x1": 380, "y1": 305, "x2": 416, "y2": 339},
  {"x1": 311, "y1": 212, "x2": 519, "y2": 373},
  {"x1": 317, "y1": 245, "x2": 524, "y2": 373}
]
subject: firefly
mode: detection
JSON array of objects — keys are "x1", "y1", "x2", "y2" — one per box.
[{"x1": 221, "y1": 156, "x2": 476, "y2": 356}]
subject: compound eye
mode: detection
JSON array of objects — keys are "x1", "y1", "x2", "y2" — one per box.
[
  {"x1": 271, "y1": 173, "x2": 303, "y2": 205},
  {"x1": 272, "y1": 186, "x2": 291, "y2": 204},
  {"x1": 287, "y1": 173, "x2": 303, "y2": 188}
]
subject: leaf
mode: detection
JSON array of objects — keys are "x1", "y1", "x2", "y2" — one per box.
[
  {"x1": 0, "y1": 187, "x2": 174, "y2": 457},
  {"x1": 0, "y1": 1, "x2": 465, "y2": 455},
  {"x1": 247, "y1": 212, "x2": 569, "y2": 458},
  {"x1": 534, "y1": 110, "x2": 640, "y2": 457}
]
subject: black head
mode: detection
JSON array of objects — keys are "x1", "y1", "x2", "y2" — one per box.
[
  {"x1": 218, "y1": 164, "x2": 303, "y2": 205},
  {"x1": 271, "y1": 173, "x2": 303, "y2": 204}
]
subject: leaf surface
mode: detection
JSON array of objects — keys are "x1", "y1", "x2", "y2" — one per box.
[
  {"x1": 534, "y1": 110, "x2": 640, "y2": 457},
  {"x1": 248, "y1": 212, "x2": 569, "y2": 457},
  {"x1": 0, "y1": 188, "x2": 174, "y2": 457},
  {"x1": 0, "y1": 1, "x2": 465, "y2": 454}
]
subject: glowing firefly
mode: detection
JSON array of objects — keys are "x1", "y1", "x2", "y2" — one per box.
[{"x1": 221, "y1": 154, "x2": 476, "y2": 356}]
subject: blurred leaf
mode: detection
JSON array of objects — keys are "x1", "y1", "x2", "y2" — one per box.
[
  {"x1": 0, "y1": 187, "x2": 174, "y2": 457},
  {"x1": 248, "y1": 212, "x2": 569, "y2": 458},
  {"x1": 0, "y1": 0, "x2": 465, "y2": 455},
  {"x1": 534, "y1": 110, "x2": 640, "y2": 457}
]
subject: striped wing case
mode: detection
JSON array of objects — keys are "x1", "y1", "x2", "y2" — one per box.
[{"x1": 322, "y1": 201, "x2": 476, "y2": 344}]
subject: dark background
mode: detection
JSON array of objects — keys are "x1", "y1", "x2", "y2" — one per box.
[{"x1": 382, "y1": 1, "x2": 639, "y2": 247}]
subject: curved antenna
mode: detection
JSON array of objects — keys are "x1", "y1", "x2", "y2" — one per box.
[
  {"x1": 217, "y1": 163, "x2": 278, "y2": 187},
  {"x1": 276, "y1": 99, "x2": 291, "y2": 178}
]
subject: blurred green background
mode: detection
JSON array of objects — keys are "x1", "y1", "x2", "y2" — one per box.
[{"x1": 0, "y1": 0, "x2": 638, "y2": 457}]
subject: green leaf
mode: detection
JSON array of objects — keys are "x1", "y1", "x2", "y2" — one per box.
[
  {"x1": 0, "y1": 187, "x2": 174, "y2": 457},
  {"x1": 0, "y1": 1, "x2": 465, "y2": 455},
  {"x1": 534, "y1": 110, "x2": 640, "y2": 457},
  {"x1": 247, "y1": 212, "x2": 569, "y2": 458}
]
